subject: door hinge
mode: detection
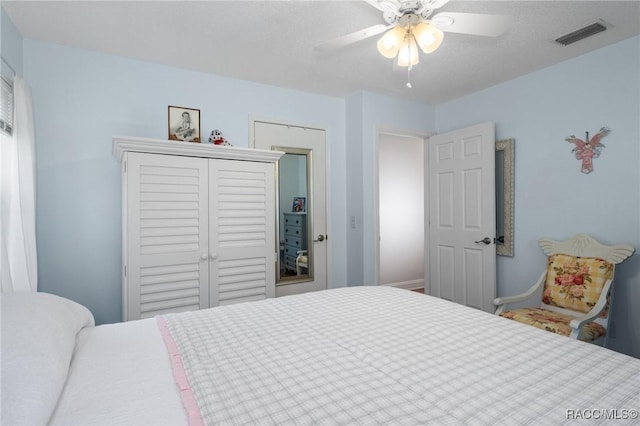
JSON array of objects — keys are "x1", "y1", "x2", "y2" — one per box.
[
  {"x1": 123, "y1": 161, "x2": 127, "y2": 173},
  {"x1": 275, "y1": 252, "x2": 278, "y2": 263},
  {"x1": 124, "y1": 265, "x2": 127, "y2": 277}
]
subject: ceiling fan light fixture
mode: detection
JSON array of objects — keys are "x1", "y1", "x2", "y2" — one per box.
[
  {"x1": 413, "y1": 21, "x2": 444, "y2": 54},
  {"x1": 377, "y1": 26, "x2": 406, "y2": 58},
  {"x1": 396, "y1": 35, "x2": 420, "y2": 67}
]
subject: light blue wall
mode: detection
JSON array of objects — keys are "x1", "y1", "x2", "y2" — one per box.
[
  {"x1": 436, "y1": 36, "x2": 640, "y2": 357},
  {"x1": 1, "y1": 6, "x2": 23, "y2": 77},
  {"x1": 21, "y1": 40, "x2": 352, "y2": 324},
  {"x1": 345, "y1": 93, "x2": 365, "y2": 286}
]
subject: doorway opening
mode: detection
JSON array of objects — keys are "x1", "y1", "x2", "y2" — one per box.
[{"x1": 376, "y1": 132, "x2": 425, "y2": 290}]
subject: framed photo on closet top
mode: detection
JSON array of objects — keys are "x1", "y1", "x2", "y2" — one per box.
[{"x1": 168, "y1": 105, "x2": 200, "y2": 143}]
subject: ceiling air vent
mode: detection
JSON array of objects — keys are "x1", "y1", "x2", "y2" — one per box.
[{"x1": 555, "y1": 21, "x2": 607, "y2": 46}]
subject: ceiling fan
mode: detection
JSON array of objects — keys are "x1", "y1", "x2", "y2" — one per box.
[{"x1": 315, "y1": 0, "x2": 511, "y2": 87}]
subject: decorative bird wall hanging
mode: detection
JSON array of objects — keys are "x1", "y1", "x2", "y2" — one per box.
[{"x1": 565, "y1": 127, "x2": 610, "y2": 174}]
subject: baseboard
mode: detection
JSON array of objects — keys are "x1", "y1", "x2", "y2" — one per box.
[{"x1": 382, "y1": 279, "x2": 424, "y2": 291}]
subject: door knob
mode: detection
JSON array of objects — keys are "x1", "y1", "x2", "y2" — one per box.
[
  {"x1": 314, "y1": 234, "x2": 326, "y2": 242},
  {"x1": 200, "y1": 254, "x2": 208, "y2": 261},
  {"x1": 474, "y1": 237, "x2": 491, "y2": 245},
  {"x1": 210, "y1": 253, "x2": 219, "y2": 260}
]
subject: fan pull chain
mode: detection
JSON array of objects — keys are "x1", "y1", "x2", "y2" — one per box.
[{"x1": 406, "y1": 65, "x2": 412, "y2": 88}]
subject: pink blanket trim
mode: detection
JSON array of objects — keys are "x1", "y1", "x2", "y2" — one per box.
[{"x1": 156, "y1": 316, "x2": 205, "y2": 426}]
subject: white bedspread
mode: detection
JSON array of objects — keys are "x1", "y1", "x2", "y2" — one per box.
[{"x1": 161, "y1": 286, "x2": 640, "y2": 425}]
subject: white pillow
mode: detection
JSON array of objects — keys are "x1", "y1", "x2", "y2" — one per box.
[{"x1": 1, "y1": 292, "x2": 95, "y2": 425}]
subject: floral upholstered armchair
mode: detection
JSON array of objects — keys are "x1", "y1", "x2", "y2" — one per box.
[{"x1": 494, "y1": 234, "x2": 634, "y2": 344}]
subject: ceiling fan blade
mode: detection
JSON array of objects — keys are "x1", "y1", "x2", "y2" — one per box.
[
  {"x1": 433, "y1": 12, "x2": 511, "y2": 37},
  {"x1": 418, "y1": 0, "x2": 451, "y2": 13},
  {"x1": 364, "y1": 0, "x2": 401, "y2": 13},
  {"x1": 314, "y1": 24, "x2": 392, "y2": 53}
]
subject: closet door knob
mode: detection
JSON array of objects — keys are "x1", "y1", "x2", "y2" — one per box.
[
  {"x1": 200, "y1": 254, "x2": 208, "y2": 261},
  {"x1": 210, "y1": 253, "x2": 219, "y2": 260}
]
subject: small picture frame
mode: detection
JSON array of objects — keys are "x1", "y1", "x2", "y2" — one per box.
[
  {"x1": 168, "y1": 105, "x2": 200, "y2": 142},
  {"x1": 292, "y1": 197, "x2": 306, "y2": 212}
]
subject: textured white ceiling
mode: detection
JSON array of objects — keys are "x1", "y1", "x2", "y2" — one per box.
[{"x1": 3, "y1": 1, "x2": 640, "y2": 104}]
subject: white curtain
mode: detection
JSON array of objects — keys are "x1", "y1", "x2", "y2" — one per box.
[{"x1": 0, "y1": 76, "x2": 37, "y2": 292}]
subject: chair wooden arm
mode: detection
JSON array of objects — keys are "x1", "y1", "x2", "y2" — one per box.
[
  {"x1": 494, "y1": 271, "x2": 547, "y2": 315},
  {"x1": 295, "y1": 250, "x2": 308, "y2": 276},
  {"x1": 568, "y1": 279, "x2": 614, "y2": 336}
]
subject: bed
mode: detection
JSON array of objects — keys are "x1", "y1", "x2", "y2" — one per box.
[{"x1": 3, "y1": 286, "x2": 640, "y2": 425}]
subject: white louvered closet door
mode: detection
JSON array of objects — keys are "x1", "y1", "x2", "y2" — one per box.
[
  {"x1": 209, "y1": 159, "x2": 275, "y2": 306},
  {"x1": 126, "y1": 152, "x2": 209, "y2": 320}
]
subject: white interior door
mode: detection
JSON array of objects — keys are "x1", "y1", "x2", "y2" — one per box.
[
  {"x1": 252, "y1": 121, "x2": 327, "y2": 296},
  {"x1": 428, "y1": 122, "x2": 496, "y2": 313}
]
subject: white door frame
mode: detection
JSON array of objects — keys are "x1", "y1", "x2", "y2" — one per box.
[
  {"x1": 374, "y1": 127, "x2": 430, "y2": 290},
  {"x1": 249, "y1": 115, "x2": 332, "y2": 290}
]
